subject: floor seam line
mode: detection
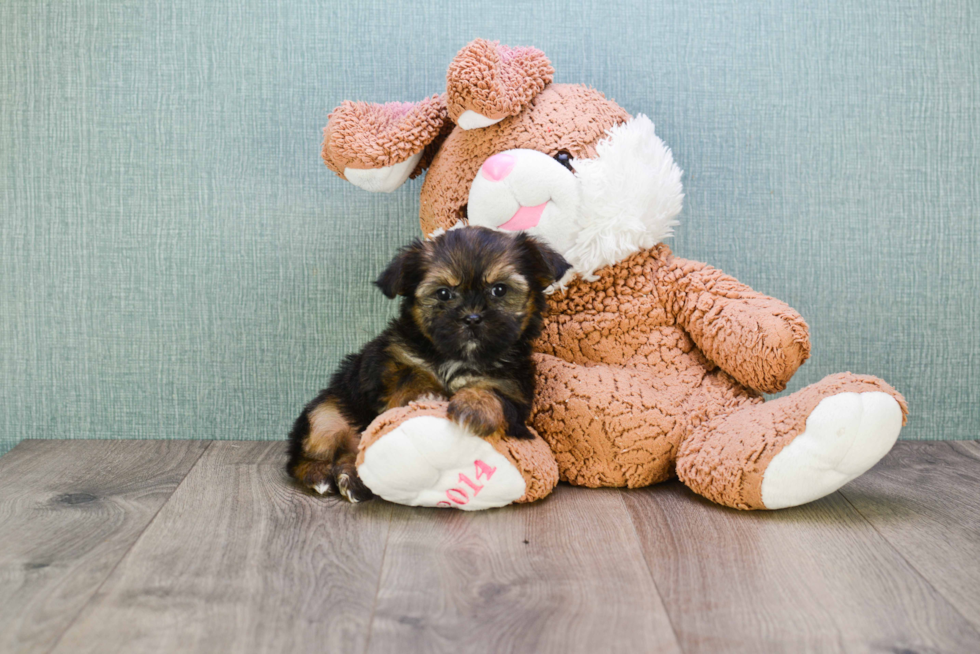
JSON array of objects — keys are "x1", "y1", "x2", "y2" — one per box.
[
  {"x1": 618, "y1": 490, "x2": 686, "y2": 654},
  {"x1": 361, "y1": 503, "x2": 395, "y2": 654},
  {"x1": 43, "y1": 440, "x2": 215, "y2": 654},
  {"x1": 837, "y1": 488, "x2": 980, "y2": 638}
]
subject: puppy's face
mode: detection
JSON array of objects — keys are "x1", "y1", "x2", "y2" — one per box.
[
  {"x1": 414, "y1": 232, "x2": 531, "y2": 360},
  {"x1": 376, "y1": 227, "x2": 570, "y2": 361}
]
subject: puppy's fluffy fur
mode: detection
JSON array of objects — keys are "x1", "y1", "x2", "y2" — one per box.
[{"x1": 287, "y1": 226, "x2": 571, "y2": 502}]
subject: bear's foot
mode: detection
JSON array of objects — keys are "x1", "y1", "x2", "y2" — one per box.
[
  {"x1": 676, "y1": 372, "x2": 908, "y2": 510},
  {"x1": 356, "y1": 401, "x2": 559, "y2": 510},
  {"x1": 760, "y1": 391, "x2": 902, "y2": 509}
]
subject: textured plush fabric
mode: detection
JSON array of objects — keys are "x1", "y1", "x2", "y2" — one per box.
[
  {"x1": 323, "y1": 95, "x2": 448, "y2": 174},
  {"x1": 529, "y1": 244, "x2": 907, "y2": 501},
  {"x1": 537, "y1": 246, "x2": 811, "y2": 393},
  {"x1": 446, "y1": 39, "x2": 554, "y2": 123},
  {"x1": 1, "y1": 0, "x2": 977, "y2": 456},
  {"x1": 677, "y1": 373, "x2": 908, "y2": 509}
]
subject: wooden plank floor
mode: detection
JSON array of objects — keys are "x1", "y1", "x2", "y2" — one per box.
[{"x1": 1, "y1": 440, "x2": 978, "y2": 653}]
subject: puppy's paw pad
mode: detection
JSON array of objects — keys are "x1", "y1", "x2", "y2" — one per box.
[
  {"x1": 761, "y1": 392, "x2": 902, "y2": 509},
  {"x1": 358, "y1": 416, "x2": 525, "y2": 510}
]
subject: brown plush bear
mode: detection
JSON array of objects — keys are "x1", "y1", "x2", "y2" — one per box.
[{"x1": 321, "y1": 39, "x2": 908, "y2": 511}]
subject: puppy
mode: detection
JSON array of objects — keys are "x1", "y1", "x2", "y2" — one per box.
[{"x1": 287, "y1": 226, "x2": 571, "y2": 502}]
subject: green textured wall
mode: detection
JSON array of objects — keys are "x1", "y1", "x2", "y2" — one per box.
[{"x1": 1, "y1": 0, "x2": 978, "y2": 455}]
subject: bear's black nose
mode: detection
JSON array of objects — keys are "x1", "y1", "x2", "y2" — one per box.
[{"x1": 462, "y1": 313, "x2": 483, "y2": 326}]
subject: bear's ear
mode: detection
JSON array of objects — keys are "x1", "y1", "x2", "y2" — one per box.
[
  {"x1": 514, "y1": 233, "x2": 572, "y2": 288},
  {"x1": 446, "y1": 39, "x2": 553, "y2": 130},
  {"x1": 374, "y1": 240, "x2": 429, "y2": 299},
  {"x1": 322, "y1": 94, "x2": 452, "y2": 193}
]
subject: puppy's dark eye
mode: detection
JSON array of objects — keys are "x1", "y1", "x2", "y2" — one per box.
[
  {"x1": 436, "y1": 288, "x2": 453, "y2": 302},
  {"x1": 490, "y1": 283, "x2": 508, "y2": 298},
  {"x1": 554, "y1": 150, "x2": 574, "y2": 172}
]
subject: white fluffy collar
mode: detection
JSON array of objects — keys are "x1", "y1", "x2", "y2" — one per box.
[{"x1": 563, "y1": 114, "x2": 684, "y2": 280}]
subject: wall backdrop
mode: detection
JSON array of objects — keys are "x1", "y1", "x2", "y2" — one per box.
[{"x1": 2, "y1": 0, "x2": 978, "y2": 455}]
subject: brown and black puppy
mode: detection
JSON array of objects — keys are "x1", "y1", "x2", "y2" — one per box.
[{"x1": 287, "y1": 226, "x2": 571, "y2": 502}]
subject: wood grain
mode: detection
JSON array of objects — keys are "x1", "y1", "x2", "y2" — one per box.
[
  {"x1": 840, "y1": 440, "x2": 980, "y2": 631},
  {"x1": 0, "y1": 439, "x2": 209, "y2": 654},
  {"x1": 622, "y1": 480, "x2": 980, "y2": 653},
  {"x1": 49, "y1": 441, "x2": 394, "y2": 654},
  {"x1": 366, "y1": 486, "x2": 681, "y2": 654},
  {"x1": 5, "y1": 440, "x2": 980, "y2": 653}
]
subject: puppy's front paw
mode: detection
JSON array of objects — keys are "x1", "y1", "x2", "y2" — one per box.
[{"x1": 447, "y1": 388, "x2": 505, "y2": 438}]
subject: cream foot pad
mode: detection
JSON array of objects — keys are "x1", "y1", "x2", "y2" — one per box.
[
  {"x1": 357, "y1": 402, "x2": 559, "y2": 510},
  {"x1": 761, "y1": 391, "x2": 903, "y2": 509}
]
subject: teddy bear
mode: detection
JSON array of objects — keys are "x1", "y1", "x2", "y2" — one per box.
[{"x1": 320, "y1": 39, "x2": 908, "y2": 511}]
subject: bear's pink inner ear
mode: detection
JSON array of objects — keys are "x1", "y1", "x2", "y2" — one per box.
[
  {"x1": 446, "y1": 39, "x2": 554, "y2": 129},
  {"x1": 322, "y1": 94, "x2": 448, "y2": 175}
]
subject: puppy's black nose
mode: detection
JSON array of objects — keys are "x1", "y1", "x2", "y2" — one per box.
[{"x1": 462, "y1": 313, "x2": 483, "y2": 326}]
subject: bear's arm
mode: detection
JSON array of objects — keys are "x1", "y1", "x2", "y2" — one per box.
[{"x1": 657, "y1": 256, "x2": 811, "y2": 393}]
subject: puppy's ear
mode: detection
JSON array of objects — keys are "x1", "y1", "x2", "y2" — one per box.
[
  {"x1": 515, "y1": 233, "x2": 572, "y2": 287},
  {"x1": 374, "y1": 240, "x2": 428, "y2": 299}
]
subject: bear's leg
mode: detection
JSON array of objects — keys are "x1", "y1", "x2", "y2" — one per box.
[
  {"x1": 531, "y1": 354, "x2": 763, "y2": 488},
  {"x1": 355, "y1": 401, "x2": 559, "y2": 510},
  {"x1": 676, "y1": 373, "x2": 908, "y2": 510}
]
